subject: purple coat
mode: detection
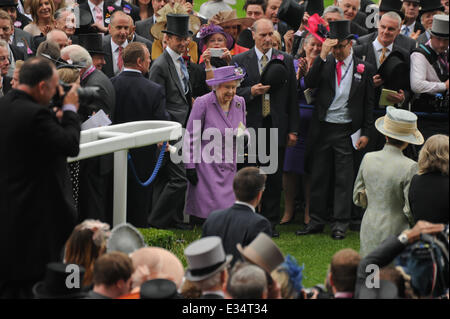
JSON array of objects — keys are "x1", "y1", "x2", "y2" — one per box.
[{"x1": 183, "y1": 91, "x2": 247, "y2": 219}]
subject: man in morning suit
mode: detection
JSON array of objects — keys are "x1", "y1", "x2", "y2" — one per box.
[
  {"x1": 135, "y1": 0, "x2": 167, "y2": 42},
  {"x1": 202, "y1": 167, "x2": 272, "y2": 266},
  {"x1": 61, "y1": 44, "x2": 116, "y2": 224},
  {"x1": 112, "y1": 42, "x2": 169, "y2": 227},
  {"x1": 232, "y1": 18, "x2": 299, "y2": 238},
  {"x1": 296, "y1": 20, "x2": 375, "y2": 240},
  {"x1": 147, "y1": 14, "x2": 193, "y2": 230},
  {"x1": 0, "y1": 57, "x2": 80, "y2": 298}
]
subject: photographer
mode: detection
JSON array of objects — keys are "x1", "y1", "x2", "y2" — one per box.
[
  {"x1": 0, "y1": 57, "x2": 80, "y2": 298},
  {"x1": 355, "y1": 221, "x2": 448, "y2": 299},
  {"x1": 410, "y1": 14, "x2": 449, "y2": 144}
]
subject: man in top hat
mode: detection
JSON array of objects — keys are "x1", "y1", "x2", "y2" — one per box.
[
  {"x1": 232, "y1": 18, "x2": 299, "y2": 238},
  {"x1": 147, "y1": 13, "x2": 193, "y2": 230},
  {"x1": 76, "y1": 32, "x2": 108, "y2": 70},
  {"x1": 111, "y1": 42, "x2": 168, "y2": 227},
  {"x1": 184, "y1": 236, "x2": 233, "y2": 299},
  {"x1": 410, "y1": 14, "x2": 449, "y2": 143},
  {"x1": 357, "y1": 0, "x2": 418, "y2": 53},
  {"x1": 296, "y1": 20, "x2": 375, "y2": 240},
  {"x1": 401, "y1": 0, "x2": 424, "y2": 38},
  {"x1": 0, "y1": 0, "x2": 31, "y2": 30},
  {"x1": 416, "y1": 0, "x2": 446, "y2": 45}
]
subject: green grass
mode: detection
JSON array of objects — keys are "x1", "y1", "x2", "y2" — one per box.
[{"x1": 140, "y1": 212, "x2": 360, "y2": 289}]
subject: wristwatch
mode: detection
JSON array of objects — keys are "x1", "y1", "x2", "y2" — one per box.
[{"x1": 398, "y1": 232, "x2": 409, "y2": 245}]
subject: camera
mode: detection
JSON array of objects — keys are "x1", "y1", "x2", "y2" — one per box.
[{"x1": 52, "y1": 80, "x2": 100, "y2": 109}]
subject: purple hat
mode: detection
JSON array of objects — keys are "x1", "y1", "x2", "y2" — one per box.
[
  {"x1": 198, "y1": 24, "x2": 234, "y2": 51},
  {"x1": 205, "y1": 65, "x2": 245, "y2": 87}
]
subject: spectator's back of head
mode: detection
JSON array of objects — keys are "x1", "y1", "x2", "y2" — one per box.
[
  {"x1": 36, "y1": 40, "x2": 61, "y2": 61},
  {"x1": 60, "y1": 44, "x2": 93, "y2": 68},
  {"x1": 329, "y1": 248, "x2": 361, "y2": 294},
  {"x1": 227, "y1": 262, "x2": 268, "y2": 299},
  {"x1": 233, "y1": 167, "x2": 266, "y2": 203},
  {"x1": 92, "y1": 251, "x2": 134, "y2": 287},
  {"x1": 18, "y1": 56, "x2": 55, "y2": 87},
  {"x1": 418, "y1": 134, "x2": 449, "y2": 176},
  {"x1": 123, "y1": 42, "x2": 147, "y2": 68}
]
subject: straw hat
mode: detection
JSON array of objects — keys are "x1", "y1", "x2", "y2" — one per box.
[
  {"x1": 210, "y1": 10, "x2": 255, "y2": 31},
  {"x1": 150, "y1": 3, "x2": 201, "y2": 41},
  {"x1": 375, "y1": 106, "x2": 424, "y2": 145},
  {"x1": 236, "y1": 232, "x2": 284, "y2": 274}
]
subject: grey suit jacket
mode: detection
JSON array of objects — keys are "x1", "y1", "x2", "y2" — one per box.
[
  {"x1": 148, "y1": 50, "x2": 191, "y2": 126},
  {"x1": 101, "y1": 36, "x2": 115, "y2": 78},
  {"x1": 13, "y1": 27, "x2": 34, "y2": 54},
  {"x1": 135, "y1": 17, "x2": 155, "y2": 42},
  {"x1": 357, "y1": 32, "x2": 417, "y2": 53},
  {"x1": 132, "y1": 34, "x2": 153, "y2": 55},
  {"x1": 416, "y1": 31, "x2": 430, "y2": 46}
]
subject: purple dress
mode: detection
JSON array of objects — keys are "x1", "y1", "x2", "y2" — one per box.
[
  {"x1": 183, "y1": 92, "x2": 247, "y2": 219},
  {"x1": 284, "y1": 77, "x2": 314, "y2": 175}
]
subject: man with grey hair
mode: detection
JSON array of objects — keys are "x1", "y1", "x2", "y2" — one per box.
[
  {"x1": 61, "y1": 44, "x2": 116, "y2": 225},
  {"x1": 46, "y1": 29, "x2": 70, "y2": 50},
  {"x1": 335, "y1": 0, "x2": 368, "y2": 36},
  {"x1": 323, "y1": 5, "x2": 345, "y2": 22},
  {"x1": 54, "y1": 8, "x2": 76, "y2": 37},
  {"x1": 0, "y1": 39, "x2": 11, "y2": 96},
  {"x1": 226, "y1": 262, "x2": 268, "y2": 299}
]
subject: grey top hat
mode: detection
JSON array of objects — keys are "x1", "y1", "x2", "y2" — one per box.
[
  {"x1": 430, "y1": 14, "x2": 449, "y2": 39},
  {"x1": 184, "y1": 236, "x2": 233, "y2": 282},
  {"x1": 375, "y1": 106, "x2": 424, "y2": 145},
  {"x1": 106, "y1": 223, "x2": 146, "y2": 255},
  {"x1": 236, "y1": 232, "x2": 284, "y2": 274}
]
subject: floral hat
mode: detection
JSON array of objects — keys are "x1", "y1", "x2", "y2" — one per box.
[
  {"x1": 198, "y1": 24, "x2": 234, "y2": 51},
  {"x1": 205, "y1": 65, "x2": 245, "y2": 87},
  {"x1": 304, "y1": 13, "x2": 329, "y2": 43}
]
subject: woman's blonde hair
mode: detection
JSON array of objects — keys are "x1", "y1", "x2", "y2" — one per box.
[
  {"x1": 272, "y1": 30, "x2": 282, "y2": 50},
  {"x1": 418, "y1": 134, "x2": 449, "y2": 176},
  {"x1": 57, "y1": 67, "x2": 80, "y2": 84},
  {"x1": 27, "y1": 0, "x2": 56, "y2": 23}
]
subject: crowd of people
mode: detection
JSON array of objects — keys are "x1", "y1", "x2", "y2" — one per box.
[{"x1": 0, "y1": 0, "x2": 448, "y2": 299}]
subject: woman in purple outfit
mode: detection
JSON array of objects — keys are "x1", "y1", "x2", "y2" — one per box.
[
  {"x1": 183, "y1": 65, "x2": 247, "y2": 225},
  {"x1": 281, "y1": 33, "x2": 323, "y2": 225}
]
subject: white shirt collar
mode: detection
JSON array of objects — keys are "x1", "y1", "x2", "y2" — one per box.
[
  {"x1": 111, "y1": 38, "x2": 128, "y2": 51},
  {"x1": 335, "y1": 50, "x2": 353, "y2": 67},
  {"x1": 373, "y1": 38, "x2": 394, "y2": 53},
  {"x1": 88, "y1": 0, "x2": 104, "y2": 11},
  {"x1": 235, "y1": 201, "x2": 255, "y2": 213},
  {"x1": 402, "y1": 21, "x2": 415, "y2": 31},
  {"x1": 114, "y1": 0, "x2": 121, "y2": 6},
  {"x1": 254, "y1": 47, "x2": 272, "y2": 61},
  {"x1": 202, "y1": 290, "x2": 225, "y2": 298},
  {"x1": 123, "y1": 67, "x2": 141, "y2": 73},
  {"x1": 166, "y1": 46, "x2": 182, "y2": 61}
]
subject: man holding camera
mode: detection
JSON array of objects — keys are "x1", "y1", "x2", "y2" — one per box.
[
  {"x1": 0, "y1": 57, "x2": 80, "y2": 298},
  {"x1": 410, "y1": 14, "x2": 449, "y2": 142}
]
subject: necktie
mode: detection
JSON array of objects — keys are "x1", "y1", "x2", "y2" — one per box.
[
  {"x1": 379, "y1": 47, "x2": 388, "y2": 65},
  {"x1": 94, "y1": 6, "x2": 103, "y2": 25},
  {"x1": 117, "y1": 46, "x2": 123, "y2": 72},
  {"x1": 336, "y1": 60, "x2": 344, "y2": 86},
  {"x1": 178, "y1": 56, "x2": 189, "y2": 94},
  {"x1": 403, "y1": 26, "x2": 410, "y2": 37},
  {"x1": 261, "y1": 55, "x2": 270, "y2": 117}
]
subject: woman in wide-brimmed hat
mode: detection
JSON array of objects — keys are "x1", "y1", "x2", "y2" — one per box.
[
  {"x1": 353, "y1": 106, "x2": 424, "y2": 257},
  {"x1": 198, "y1": 23, "x2": 234, "y2": 70},
  {"x1": 183, "y1": 65, "x2": 248, "y2": 224}
]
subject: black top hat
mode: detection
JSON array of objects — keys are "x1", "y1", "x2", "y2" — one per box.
[
  {"x1": 379, "y1": 0, "x2": 403, "y2": 12},
  {"x1": 33, "y1": 263, "x2": 86, "y2": 299},
  {"x1": 260, "y1": 58, "x2": 288, "y2": 92},
  {"x1": 162, "y1": 14, "x2": 191, "y2": 38},
  {"x1": 140, "y1": 279, "x2": 178, "y2": 299},
  {"x1": 0, "y1": 0, "x2": 16, "y2": 7},
  {"x1": 306, "y1": 0, "x2": 325, "y2": 16},
  {"x1": 74, "y1": 33, "x2": 108, "y2": 56},
  {"x1": 328, "y1": 20, "x2": 356, "y2": 41},
  {"x1": 420, "y1": 0, "x2": 445, "y2": 13},
  {"x1": 277, "y1": 0, "x2": 306, "y2": 31},
  {"x1": 377, "y1": 50, "x2": 410, "y2": 91}
]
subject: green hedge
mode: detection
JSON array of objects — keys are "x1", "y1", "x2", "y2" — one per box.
[{"x1": 138, "y1": 228, "x2": 177, "y2": 248}]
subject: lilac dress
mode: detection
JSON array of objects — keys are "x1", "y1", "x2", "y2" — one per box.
[
  {"x1": 283, "y1": 76, "x2": 314, "y2": 175},
  {"x1": 183, "y1": 91, "x2": 247, "y2": 219}
]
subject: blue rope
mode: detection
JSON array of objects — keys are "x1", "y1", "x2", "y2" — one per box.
[{"x1": 127, "y1": 142, "x2": 167, "y2": 187}]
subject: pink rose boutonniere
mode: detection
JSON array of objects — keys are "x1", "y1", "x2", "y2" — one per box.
[
  {"x1": 356, "y1": 63, "x2": 365, "y2": 74},
  {"x1": 107, "y1": 6, "x2": 115, "y2": 12},
  {"x1": 273, "y1": 54, "x2": 284, "y2": 61}
]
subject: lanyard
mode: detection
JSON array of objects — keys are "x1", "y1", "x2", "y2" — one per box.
[{"x1": 338, "y1": 59, "x2": 354, "y2": 85}]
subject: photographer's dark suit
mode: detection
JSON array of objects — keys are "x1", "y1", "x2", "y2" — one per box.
[
  {"x1": 77, "y1": 68, "x2": 116, "y2": 225},
  {"x1": 232, "y1": 48, "x2": 299, "y2": 228},
  {"x1": 147, "y1": 49, "x2": 192, "y2": 229},
  {"x1": 0, "y1": 89, "x2": 80, "y2": 297},
  {"x1": 304, "y1": 54, "x2": 375, "y2": 233}
]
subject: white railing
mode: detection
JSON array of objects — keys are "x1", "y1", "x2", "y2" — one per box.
[{"x1": 68, "y1": 121, "x2": 182, "y2": 226}]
